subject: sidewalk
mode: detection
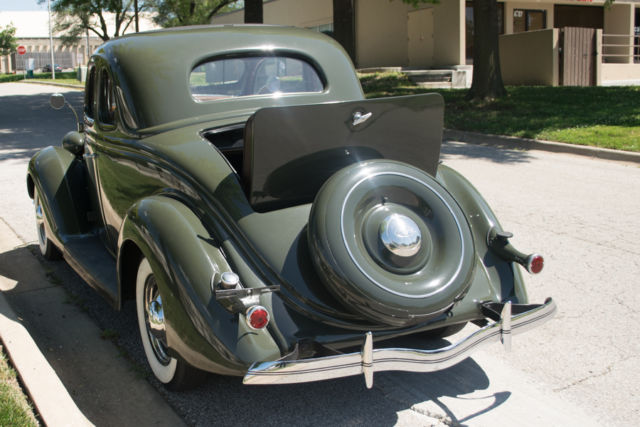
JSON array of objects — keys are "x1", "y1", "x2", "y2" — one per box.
[{"x1": 0, "y1": 218, "x2": 185, "y2": 427}]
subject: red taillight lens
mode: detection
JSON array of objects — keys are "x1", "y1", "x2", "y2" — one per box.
[
  {"x1": 527, "y1": 254, "x2": 544, "y2": 274},
  {"x1": 246, "y1": 306, "x2": 270, "y2": 330}
]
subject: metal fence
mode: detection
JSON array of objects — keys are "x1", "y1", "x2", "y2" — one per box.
[
  {"x1": 602, "y1": 34, "x2": 640, "y2": 64},
  {"x1": 12, "y1": 51, "x2": 76, "y2": 71}
]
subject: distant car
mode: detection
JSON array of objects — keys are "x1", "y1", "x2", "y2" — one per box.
[
  {"x1": 42, "y1": 64, "x2": 62, "y2": 73},
  {"x1": 28, "y1": 25, "x2": 556, "y2": 391}
]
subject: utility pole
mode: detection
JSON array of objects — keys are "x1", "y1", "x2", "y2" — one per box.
[
  {"x1": 47, "y1": 0, "x2": 55, "y2": 79},
  {"x1": 134, "y1": 0, "x2": 139, "y2": 32}
]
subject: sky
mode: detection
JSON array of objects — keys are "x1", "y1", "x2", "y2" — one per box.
[{"x1": 0, "y1": 0, "x2": 47, "y2": 12}]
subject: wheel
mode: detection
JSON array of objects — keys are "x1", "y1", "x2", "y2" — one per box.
[
  {"x1": 135, "y1": 257, "x2": 204, "y2": 390},
  {"x1": 33, "y1": 190, "x2": 61, "y2": 260},
  {"x1": 308, "y1": 160, "x2": 475, "y2": 327}
]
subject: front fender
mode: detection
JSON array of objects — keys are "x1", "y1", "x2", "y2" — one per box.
[
  {"x1": 27, "y1": 146, "x2": 89, "y2": 243},
  {"x1": 118, "y1": 195, "x2": 281, "y2": 375}
]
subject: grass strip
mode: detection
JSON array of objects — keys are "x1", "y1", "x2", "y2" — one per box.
[
  {"x1": 0, "y1": 345, "x2": 39, "y2": 427},
  {"x1": 359, "y1": 72, "x2": 640, "y2": 152}
]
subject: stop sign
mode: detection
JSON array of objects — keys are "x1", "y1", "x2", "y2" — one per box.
[{"x1": 17, "y1": 46, "x2": 26, "y2": 55}]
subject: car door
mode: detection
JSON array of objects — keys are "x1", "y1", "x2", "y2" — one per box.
[
  {"x1": 84, "y1": 65, "x2": 127, "y2": 255},
  {"x1": 88, "y1": 63, "x2": 166, "y2": 256},
  {"x1": 82, "y1": 65, "x2": 112, "y2": 249}
]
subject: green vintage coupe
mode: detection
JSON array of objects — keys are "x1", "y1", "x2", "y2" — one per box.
[{"x1": 28, "y1": 25, "x2": 555, "y2": 390}]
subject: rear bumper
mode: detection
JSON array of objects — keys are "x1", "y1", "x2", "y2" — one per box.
[{"x1": 243, "y1": 298, "x2": 556, "y2": 388}]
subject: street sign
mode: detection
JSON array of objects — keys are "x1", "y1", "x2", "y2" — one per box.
[{"x1": 17, "y1": 46, "x2": 26, "y2": 55}]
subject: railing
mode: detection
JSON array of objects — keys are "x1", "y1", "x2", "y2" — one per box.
[{"x1": 602, "y1": 33, "x2": 640, "y2": 64}]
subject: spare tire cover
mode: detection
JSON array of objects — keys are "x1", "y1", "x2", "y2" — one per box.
[{"x1": 308, "y1": 159, "x2": 475, "y2": 326}]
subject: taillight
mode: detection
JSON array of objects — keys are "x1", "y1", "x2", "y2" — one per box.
[
  {"x1": 527, "y1": 254, "x2": 544, "y2": 274},
  {"x1": 246, "y1": 306, "x2": 270, "y2": 330}
]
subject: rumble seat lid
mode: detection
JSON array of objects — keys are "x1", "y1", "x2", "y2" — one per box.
[{"x1": 243, "y1": 93, "x2": 444, "y2": 212}]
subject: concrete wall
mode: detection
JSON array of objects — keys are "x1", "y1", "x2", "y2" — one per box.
[
  {"x1": 603, "y1": 3, "x2": 634, "y2": 64},
  {"x1": 432, "y1": 0, "x2": 464, "y2": 66},
  {"x1": 602, "y1": 63, "x2": 640, "y2": 83},
  {"x1": 211, "y1": 0, "x2": 466, "y2": 69},
  {"x1": 212, "y1": 0, "x2": 332, "y2": 27},
  {"x1": 499, "y1": 28, "x2": 559, "y2": 85},
  {"x1": 355, "y1": 0, "x2": 415, "y2": 68}
]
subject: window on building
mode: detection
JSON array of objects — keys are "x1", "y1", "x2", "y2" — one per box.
[
  {"x1": 513, "y1": 9, "x2": 547, "y2": 33},
  {"x1": 466, "y1": 1, "x2": 504, "y2": 62}
]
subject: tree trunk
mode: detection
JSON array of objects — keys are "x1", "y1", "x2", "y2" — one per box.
[
  {"x1": 332, "y1": 0, "x2": 356, "y2": 63},
  {"x1": 467, "y1": 0, "x2": 506, "y2": 101},
  {"x1": 244, "y1": 0, "x2": 263, "y2": 24}
]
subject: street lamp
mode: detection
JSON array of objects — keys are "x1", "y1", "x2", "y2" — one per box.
[{"x1": 47, "y1": 0, "x2": 55, "y2": 80}]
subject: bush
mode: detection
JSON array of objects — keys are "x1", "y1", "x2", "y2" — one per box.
[
  {"x1": 0, "y1": 74, "x2": 25, "y2": 83},
  {"x1": 1, "y1": 71, "x2": 77, "y2": 83}
]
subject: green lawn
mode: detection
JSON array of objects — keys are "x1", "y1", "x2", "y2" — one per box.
[
  {"x1": 0, "y1": 347, "x2": 39, "y2": 427},
  {"x1": 28, "y1": 78, "x2": 83, "y2": 87},
  {"x1": 359, "y1": 72, "x2": 640, "y2": 152}
]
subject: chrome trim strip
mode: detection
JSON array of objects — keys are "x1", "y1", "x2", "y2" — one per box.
[{"x1": 243, "y1": 298, "x2": 556, "y2": 387}]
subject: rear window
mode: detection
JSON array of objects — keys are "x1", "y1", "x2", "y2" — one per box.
[{"x1": 189, "y1": 56, "x2": 324, "y2": 102}]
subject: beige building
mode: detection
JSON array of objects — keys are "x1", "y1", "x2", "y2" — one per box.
[
  {"x1": 211, "y1": 0, "x2": 640, "y2": 87},
  {"x1": 1, "y1": 11, "x2": 158, "y2": 74}
]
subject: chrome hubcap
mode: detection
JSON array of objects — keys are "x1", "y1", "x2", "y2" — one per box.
[
  {"x1": 380, "y1": 214, "x2": 422, "y2": 257},
  {"x1": 143, "y1": 276, "x2": 170, "y2": 366}
]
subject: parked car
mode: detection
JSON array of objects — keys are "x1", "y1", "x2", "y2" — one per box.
[
  {"x1": 42, "y1": 64, "x2": 63, "y2": 73},
  {"x1": 29, "y1": 26, "x2": 555, "y2": 390}
]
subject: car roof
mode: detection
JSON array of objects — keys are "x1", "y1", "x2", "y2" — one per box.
[{"x1": 92, "y1": 25, "x2": 364, "y2": 131}]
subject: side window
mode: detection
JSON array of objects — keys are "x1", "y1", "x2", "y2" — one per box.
[
  {"x1": 98, "y1": 69, "x2": 116, "y2": 126},
  {"x1": 84, "y1": 66, "x2": 96, "y2": 120}
]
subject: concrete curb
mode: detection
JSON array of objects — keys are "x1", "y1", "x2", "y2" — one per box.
[
  {"x1": 0, "y1": 221, "x2": 92, "y2": 426},
  {"x1": 444, "y1": 129, "x2": 640, "y2": 164},
  {"x1": 20, "y1": 80, "x2": 84, "y2": 90},
  {"x1": 0, "y1": 295, "x2": 93, "y2": 426}
]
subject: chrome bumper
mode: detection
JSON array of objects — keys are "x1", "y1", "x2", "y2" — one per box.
[{"x1": 243, "y1": 298, "x2": 556, "y2": 388}]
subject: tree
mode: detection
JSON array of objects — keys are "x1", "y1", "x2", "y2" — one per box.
[
  {"x1": 0, "y1": 24, "x2": 17, "y2": 56},
  {"x1": 244, "y1": 0, "x2": 262, "y2": 24},
  {"x1": 39, "y1": 0, "x2": 138, "y2": 42},
  {"x1": 466, "y1": 0, "x2": 505, "y2": 101},
  {"x1": 332, "y1": 0, "x2": 355, "y2": 62},
  {"x1": 147, "y1": 0, "x2": 241, "y2": 27},
  {"x1": 399, "y1": 0, "x2": 504, "y2": 101}
]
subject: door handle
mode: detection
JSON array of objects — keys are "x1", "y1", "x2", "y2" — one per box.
[{"x1": 83, "y1": 153, "x2": 98, "y2": 159}]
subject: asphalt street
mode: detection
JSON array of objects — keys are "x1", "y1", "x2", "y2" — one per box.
[{"x1": 1, "y1": 82, "x2": 638, "y2": 426}]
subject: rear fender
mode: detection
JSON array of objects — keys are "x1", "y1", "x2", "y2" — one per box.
[
  {"x1": 436, "y1": 164, "x2": 528, "y2": 303},
  {"x1": 27, "y1": 146, "x2": 89, "y2": 243},
  {"x1": 118, "y1": 195, "x2": 280, "y2": 375}
]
